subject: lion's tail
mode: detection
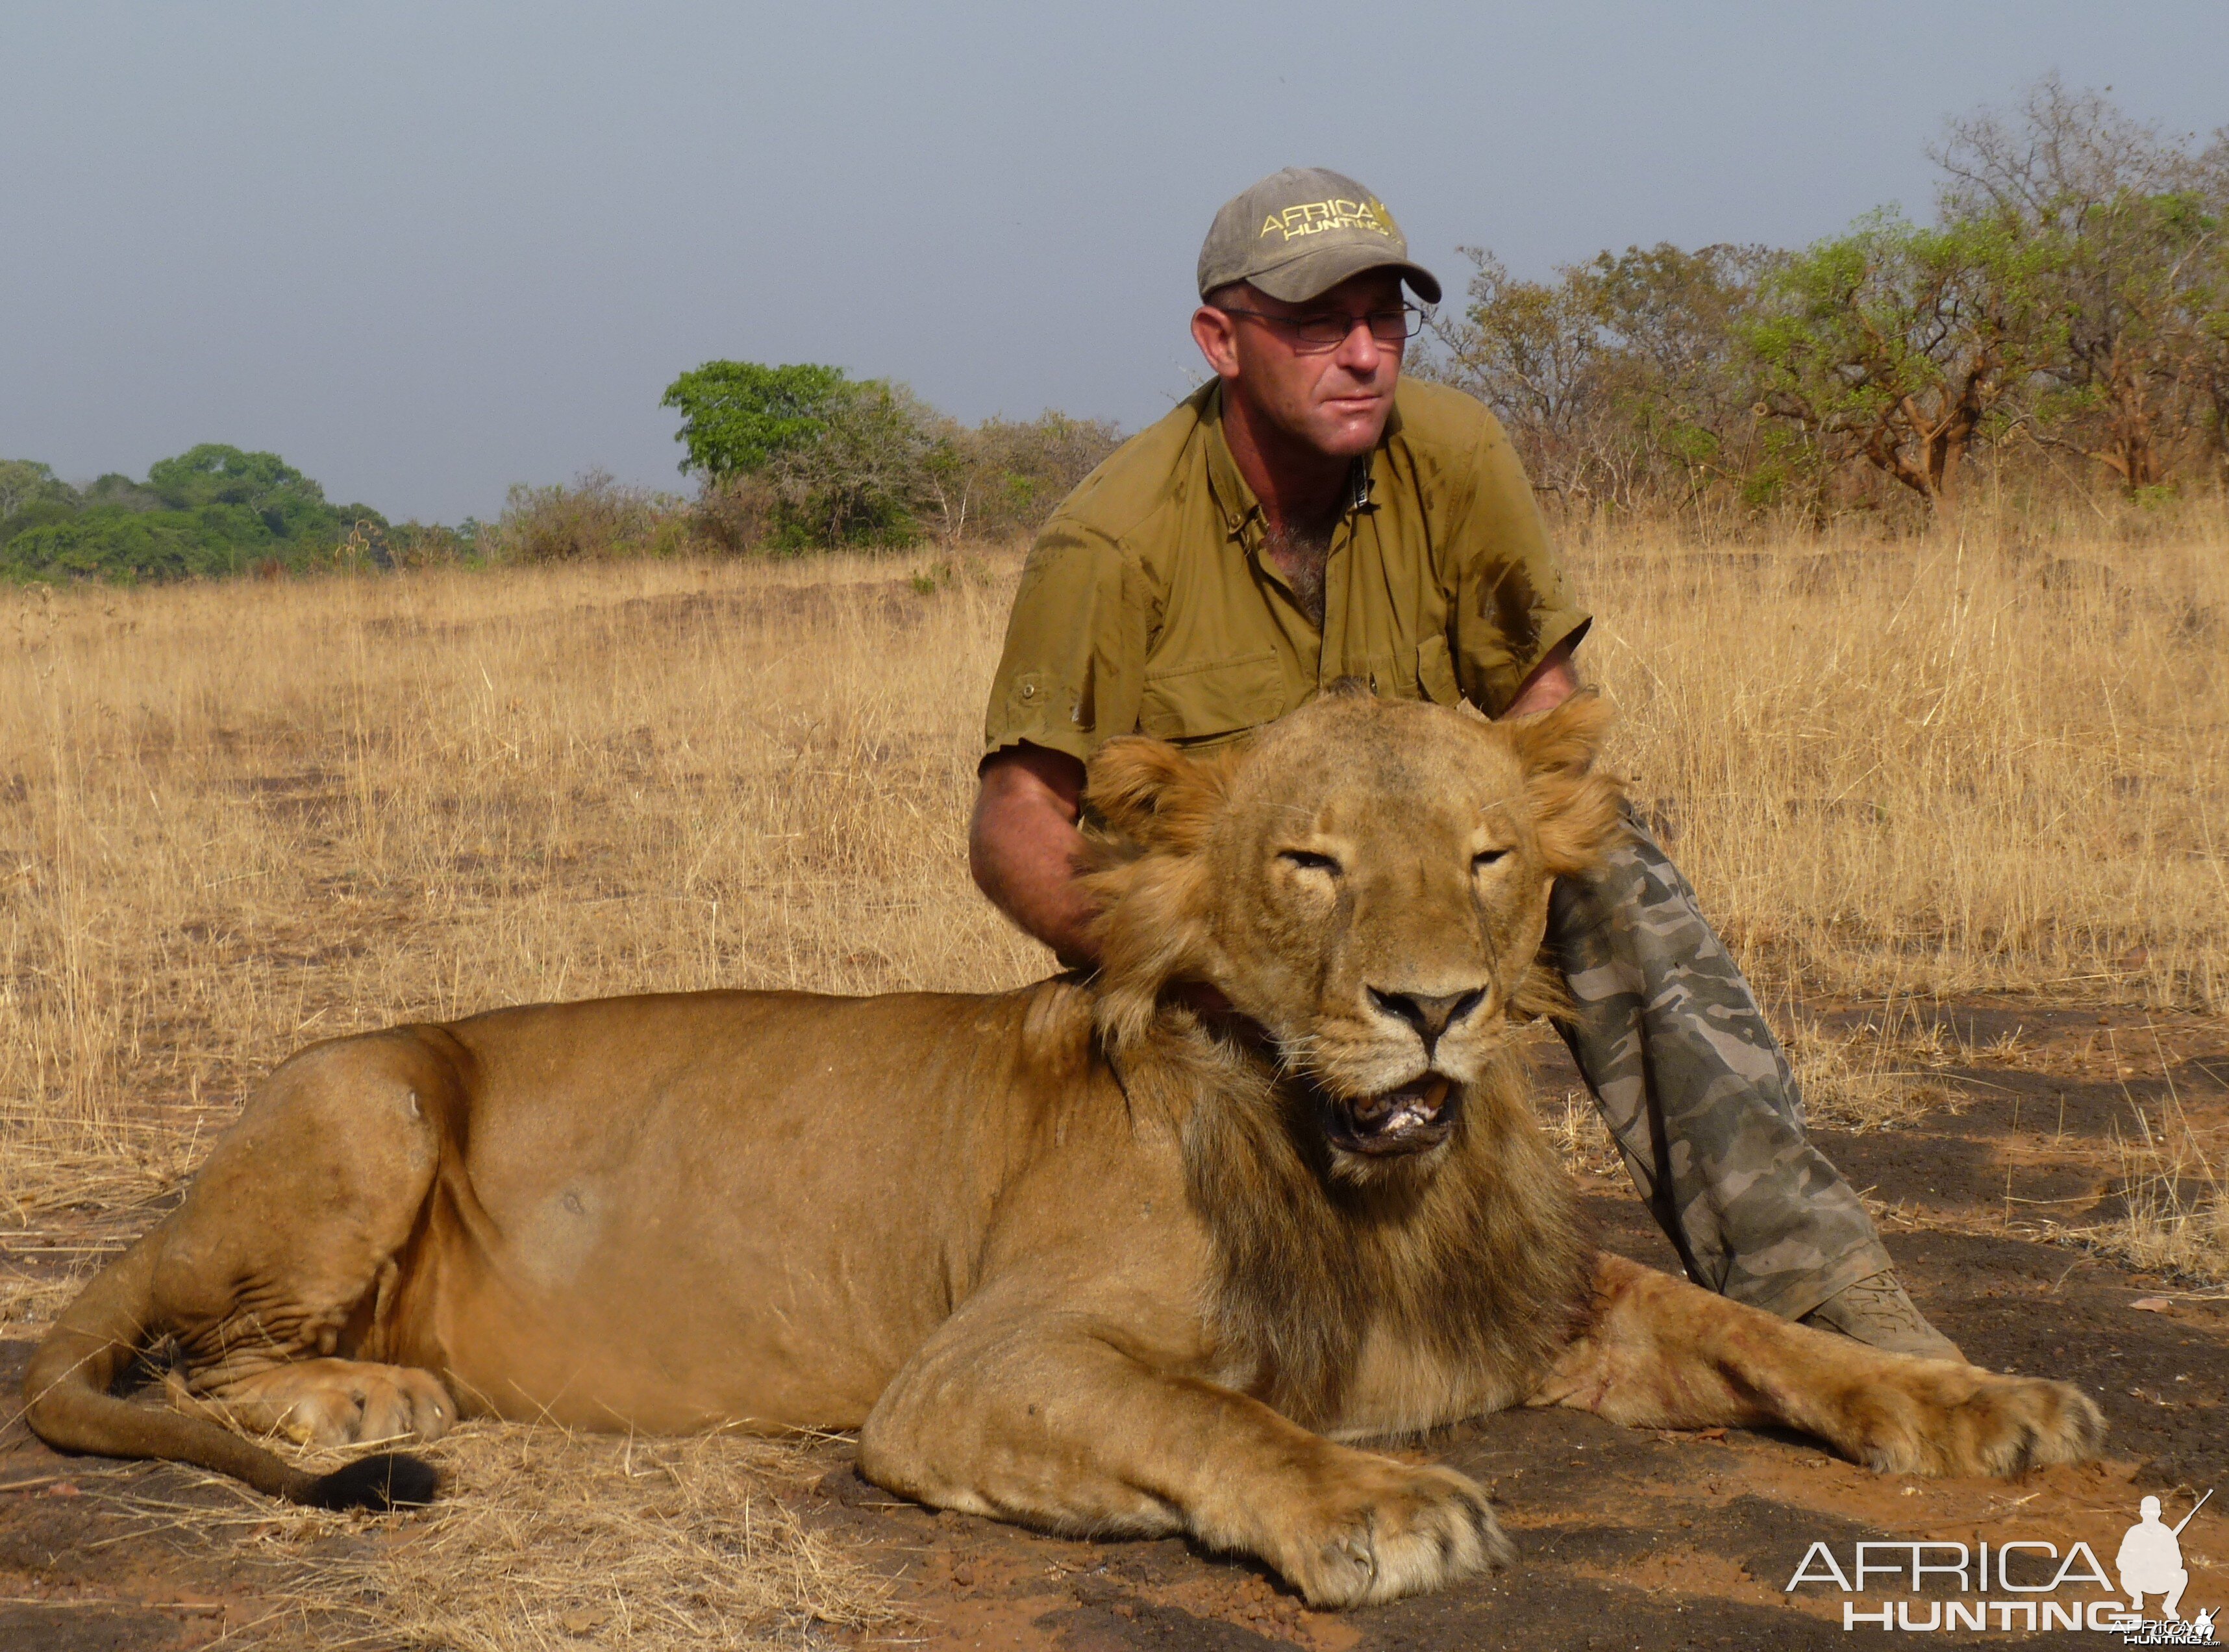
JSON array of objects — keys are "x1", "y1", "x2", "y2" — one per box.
[{"x1": 21, "y1": 1223, "x2": 436, "y2": 1511}]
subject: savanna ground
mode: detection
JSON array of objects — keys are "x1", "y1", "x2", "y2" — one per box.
[{"x1": 1, "y1": 523, "x2": 2225, "y2": 1649}]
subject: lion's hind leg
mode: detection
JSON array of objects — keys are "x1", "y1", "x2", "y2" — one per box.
[
  {"x1": 27, "y1": 1029, "x2": 458, "y2": 1507},
  {"x1": 1527, "y1": 1253, "x2": 2104, "y2": 1477}
]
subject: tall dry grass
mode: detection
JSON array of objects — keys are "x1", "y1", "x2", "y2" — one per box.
[
  {"x1": 1571, "y1": 527, "x2": 2228, "y2": 1010},
  {"x1": 0, "y1": 526, "x2": 2223, "y2": 1642}
]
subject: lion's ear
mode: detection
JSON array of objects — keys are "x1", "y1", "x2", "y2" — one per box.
[
  {"x1": 1508, "y1": 688, "x2": 1612, "y2": 780},
  {"x1": 1508, "y1": 691, "x2": 1625, "y2": 876},
  {"x1": 1084, "y1": 736, "x2": 1230, "y2": 857}
]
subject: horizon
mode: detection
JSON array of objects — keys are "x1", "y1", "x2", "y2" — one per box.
[{"x1": 4, "y1": 1, "x2": 2225, "y2": 523}]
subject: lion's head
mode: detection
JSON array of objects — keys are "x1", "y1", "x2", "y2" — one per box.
[
  {"x1": 1082, "y1": 686, "x2": 1623, "y2": 1178},
  {"x1": 1079, "y1": 686, "x2": 1623, "y2": 1421}
]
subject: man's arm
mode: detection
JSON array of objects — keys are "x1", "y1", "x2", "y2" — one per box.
[
  {"x1": 969, "y1": 742, "x2": 1102, "y2": 970},
  {"x1": 1446, "y1": 406, "x2": 1592, "y2": 716}
]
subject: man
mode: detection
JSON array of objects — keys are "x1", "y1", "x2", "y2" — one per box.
[{"x1": 969, "y1": 166, "x2": 1957, "y2": 1358}]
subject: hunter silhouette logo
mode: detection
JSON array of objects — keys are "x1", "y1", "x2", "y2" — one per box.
[{"x1": 2119, "y1": 1491, "x2": 2210, "y2": 1623}]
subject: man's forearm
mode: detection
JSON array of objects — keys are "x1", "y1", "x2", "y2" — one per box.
[{"x1": 969, "y1": 747, "x2": 1103, "y2": 969}]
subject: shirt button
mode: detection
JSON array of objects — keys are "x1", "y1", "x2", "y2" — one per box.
[{"x1": 1020, "y1": 684, "x2": 1036, "y2": 699}]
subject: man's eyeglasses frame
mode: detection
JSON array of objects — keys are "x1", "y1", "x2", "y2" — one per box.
[{"x1": 1210, "y1": 302, "x2": 1428, "y2": 353}]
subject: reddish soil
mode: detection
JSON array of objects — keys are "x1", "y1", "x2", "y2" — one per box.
[{"x1": 4, "y1": 999, "x2": 2225, "y2": 1649}]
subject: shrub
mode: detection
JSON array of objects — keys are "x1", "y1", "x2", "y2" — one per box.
[
  {"x1": 485, "y1": 470, "x2": 690, "y2": 564},
  {"x1": 922, "y1": 411, "x2": 1122, "y2": 543}
]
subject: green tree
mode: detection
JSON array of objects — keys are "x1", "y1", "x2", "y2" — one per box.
[
  {"x1": 1746, "y1": 211, "x2": 2051, "y2": 512},
  {"x1": 0, "y1": 445, "x2": 382, "y2": 584},
  {"x1": 2, "y1": 511, "x2": 240, "y2": 582},
  {"x1": 660, "y1": 361, "x2": 849, "y2": 478},
  {"x1": 0, "y1": 458, "x2": 77, "y2": 523},
  {"x1": 1934, "y1": 76, "x2": 2227, "y2": 493}
]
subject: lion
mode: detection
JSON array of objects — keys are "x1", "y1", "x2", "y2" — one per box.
[{"x1": 25, "y1": 688, "x2": 2103, "y2": 1608}]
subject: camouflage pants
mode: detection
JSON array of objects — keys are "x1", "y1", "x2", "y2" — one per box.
[{"x1": 1544, "y1": 808, "x2": 1892, "y2": 1320}]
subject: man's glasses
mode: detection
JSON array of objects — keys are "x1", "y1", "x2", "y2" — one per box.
[{"x1": 1214, "y1": 303, "x2": 1426, "y2": 353}]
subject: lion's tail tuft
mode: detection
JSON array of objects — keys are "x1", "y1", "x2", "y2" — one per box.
[{"x1": 307, "y1": 1451, "x2": 440, "y2": 1510}]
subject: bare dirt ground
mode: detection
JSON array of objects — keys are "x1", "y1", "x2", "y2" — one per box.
[{"x1": 5, "y1": 998, "x2": 2224, "y2": 1651}]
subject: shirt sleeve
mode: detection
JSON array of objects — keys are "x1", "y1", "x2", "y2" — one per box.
[
  {"x1": 1446, "y1": 411, "x2": 1590, "y2": 716},
  {"x1": 982, "y1": 516, "x2": 1150, "y2": 766}
]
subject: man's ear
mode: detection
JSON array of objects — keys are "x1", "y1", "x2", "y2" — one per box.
[
  {"x1": 1507, "y1": 691, "x2": 1625, "y2": 876},
  {"x1": 1084, "y1": 736, "x2": 1230, "y2": 858}
]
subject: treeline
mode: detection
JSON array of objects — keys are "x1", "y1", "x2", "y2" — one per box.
[
  {"x1": 0, "y1": 382, "x2": 1119, "y2": 583},
  {"x1": 480, "y1": 374, "x2": 1121, "y2": 566},
  {"x1": 659, "y1": 362, "x2": 1121, "y2": 553},
  {"x1": 15, "y1": 76, "x2": 2221, "y2": 585},
  {"x1": 0, "y1": 445, "x2": 420, "y2": 583},
  {"x1": 1421, "y1": 77, "x2": 2229, "y2": 523}
]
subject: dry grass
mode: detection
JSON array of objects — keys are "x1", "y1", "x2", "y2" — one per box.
[
  {"x1": 2071, "y1": 1034, "x2": 2229, "y2": 1290},
  {"x1": 89, "y1": 1425, "x2": 897, "y2": 1650},
  {"x1": 2, "y1": 524, "x2": 2226, "y2": 1640},
  {"x1": 2087, "y1": 1120, "x2": 2229, "y2": 1288},
  {"x1": 1541, "y1": 1084, "x2": 1628, "y2": 1180},
  {"x1": 1573, "y1": 526, "x2": 2229, "y2": 1012}
]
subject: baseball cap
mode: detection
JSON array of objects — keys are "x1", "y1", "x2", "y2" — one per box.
[{"x1": 1197, "y1": 167, "x2": 1441, "y2": 306}]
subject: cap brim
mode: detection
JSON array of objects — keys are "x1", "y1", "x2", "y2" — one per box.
[{"x1": 1245, "y1": 243, "x2": 1441, "y2": 307}]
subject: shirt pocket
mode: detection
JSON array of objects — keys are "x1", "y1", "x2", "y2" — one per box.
[
  {"x1": 1416, "y1": 632, "x2": 1460, "y2": 706},
  {"x1": 1138, "y1": 649, "x2": 1288, "y2": 743}
]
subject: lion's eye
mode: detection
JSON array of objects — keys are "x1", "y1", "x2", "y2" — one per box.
[
  {"x1": 1280, "y1": 849, "x2": 1342, "y2": 875},
  {"x1": 1473, "y1": 849, "x2": 1510, "y2": 870}
]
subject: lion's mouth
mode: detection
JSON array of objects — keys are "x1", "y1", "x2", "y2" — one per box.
[{"x1": 1321, "y1": 1075, "x2": 1456, "y2": 1157}]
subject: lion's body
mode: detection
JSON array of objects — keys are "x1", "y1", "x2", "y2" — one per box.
[
  {"x1": 269, "y1": 986, "x2": 1118, "y2": 1436},
  {"x1": 27, "y1": 692, "x2": 2106, "y2": 1607}
]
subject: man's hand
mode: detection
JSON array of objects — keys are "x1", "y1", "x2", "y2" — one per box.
[
  {"x1": 1500, "y1": 636, "x2": 1580, "y2": 719},
  {"x1": 969, "y1": 744, "x2": 1102, "y2": 970}
]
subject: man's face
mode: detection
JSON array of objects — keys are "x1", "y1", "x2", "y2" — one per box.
[{"x1": 1191, "y1": 271, "x2": 1407, "y2": 461}]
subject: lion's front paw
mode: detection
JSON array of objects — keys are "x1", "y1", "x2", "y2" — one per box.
[
  {"x1": 1273, "y1": 1457, "x2": 1512, "y2": 1609},
  {"x1": 1848, "y1": 1364, "x2": 2106, "y2": 1477}
]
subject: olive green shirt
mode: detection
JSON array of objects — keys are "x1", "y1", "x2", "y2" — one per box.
[{"x1": 982, "y1": 377, "x2": 1588, "y2": 763}]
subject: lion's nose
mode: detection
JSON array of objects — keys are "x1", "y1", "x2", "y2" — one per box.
[{"x1": 1367, "y1": 986, "x2": 1488, "y2": 1051}]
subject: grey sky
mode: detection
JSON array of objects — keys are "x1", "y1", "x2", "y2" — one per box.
[{"x1": 5, "y1": 2, "x2": 2224, "y2": 524}]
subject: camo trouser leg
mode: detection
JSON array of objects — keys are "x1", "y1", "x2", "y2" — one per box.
[{"x1": 1544, "y1": 808, "x2": 1892, "y2": 1321}]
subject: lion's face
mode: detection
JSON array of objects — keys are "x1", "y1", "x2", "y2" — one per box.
[{"x1": 1085, "y1": 690, "x2": 1622, "y2": 1176}]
